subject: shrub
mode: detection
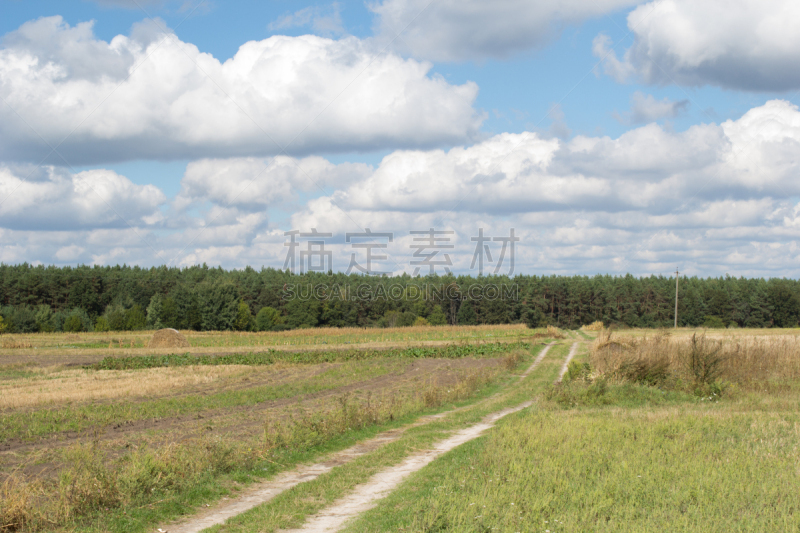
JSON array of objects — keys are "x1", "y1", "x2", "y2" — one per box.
[
  {"x1": 413, "y1": 316, "x2": 430, "y2": 327},
  {"x1": 524, "y1": 307, "x2": 544, "y2": 329},
  {"x1": 94, "y1": 316, "x2": 110, "y2": 332},
  {"x1": 63, "y1": 314, "x2": 84, "y2": 333},
  {"x1": 702, "y1": 315, "x2": 726, "y2": 328},
  {"x1": 685, "y1": 333, "x2": 724, "y2": 386},
  {"x1": 428, "y1": 305, "x2": 447, "y2": 326},
  {"x1": 564, "y1": 360, "x2": 591, "y2": 382},
  {"x1": 255, "y1": 306, "x2": 283, "y2": 331},
  {"x1": 125, "y1": 305, "x2": 147, "y2": 331},
  {"x1": 233, "y1": 300, "x2": 253, "y2": 331}
]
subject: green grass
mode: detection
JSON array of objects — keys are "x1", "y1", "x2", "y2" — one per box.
[
  {"x1": 92, "y1": 342, "x2": 532, "y2": 370},
  {"x1": 0, "y1": 364, "x2": 39, "y2": 380},
  {"x1": 196, "y1": 342, "x2": 570, "y2": 533},
  {"x1": 343, "y1": 381, "x2": 800, "y2": 532}
]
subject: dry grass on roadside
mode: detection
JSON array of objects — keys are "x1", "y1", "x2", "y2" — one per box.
[{"x1": 591, "y1": 329, "x2": 800, "y2": 389}]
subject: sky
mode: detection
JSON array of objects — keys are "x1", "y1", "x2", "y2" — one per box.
[{"x1": 1, "y1": 0, "x2": 799, "y2": 278}]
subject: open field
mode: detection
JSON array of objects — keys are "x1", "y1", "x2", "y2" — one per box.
[
  {"x1": 0, "y1": 328, "x2": 552, "y2": 532},
  {"x1": 337, "y1": 329, "x2": 800, "y2": 532},
  {"x1": 4, "y1": 327, "x2": 800, "y2": 532}
]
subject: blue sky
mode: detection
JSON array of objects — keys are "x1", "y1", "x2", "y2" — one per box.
[{"x1": 1, "y1": 0, "x2": 800, "y2": 277}]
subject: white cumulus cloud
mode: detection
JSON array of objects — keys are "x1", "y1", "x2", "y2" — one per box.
[
  {"x1": 594, "y1": 0, "x2": 800, "y2": 91},
  {"x1": 0, "y1": 165, "x2": 166, "y2": 230},
  {"x1": 0, "y1": 16, "x2": 483, "y2": 165}
]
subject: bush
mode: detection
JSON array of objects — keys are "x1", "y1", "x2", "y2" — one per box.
[
  {"x1": 63, "y1": 314, "x2": 84, "y2": 332},
  {"x1": 457, "y1": 302, "x2": 477, "y2": 325},
  {"x1": 564, "y1": 360, "x2": 591, "y2": 382},
  {"x1": 255, "y1": 306, "x2": 283, "y2": 331},
  {"x1": 702, "y1": 315, "x2": 726, "y2": 328},
  {"x1": 524, "y1": 307, "x2": 544, "y2": 329},
  {"x1": 233, "y1": 300, "x2": 253, "y2": 331},
  {"x1": 398, "y1": 311, "x2": 417, "y2": 327},
  {"x1": 94, "y1": 316, "x2": 111, "y2": 332},
  {"x1": 582, "y1": 320, "x2": 605, "y2": 331},
  {"x1": 125, "y1": 305, "x2": 147, "y2": 331},
  {"x1": 428, "y1": 305, "x2": 447, "y2": 326},
  {"x1": 413, "y1": 316, "x2": 430, "y2": 326},
  {"x1": 616, "y1": 356, "x2": 670, "y2": 386},
  {"x1": 685, "y1": 333, "x2": 724, "y2": 386}
]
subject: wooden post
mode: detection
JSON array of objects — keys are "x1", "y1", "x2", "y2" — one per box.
[{"x1": 674, "y1": 268, "x2": 680, "y2": 328}]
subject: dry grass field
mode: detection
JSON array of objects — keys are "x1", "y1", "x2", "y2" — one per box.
[{"x1": 0, "y1": 326, "x2": 541, "y2": 532}]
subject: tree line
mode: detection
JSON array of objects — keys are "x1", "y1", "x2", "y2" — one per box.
[{"x1": 0, "y1": 263, "x2": 798, "y2": 333}]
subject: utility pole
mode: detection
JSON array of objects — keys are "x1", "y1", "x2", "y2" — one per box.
[{"x1": 674, "y1": 268, "x2": 680, "y2": 328}]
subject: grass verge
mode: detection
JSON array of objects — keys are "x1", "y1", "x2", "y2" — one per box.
[{"x1": 345, "y1": 403, "x2": 800, "y2": 532}]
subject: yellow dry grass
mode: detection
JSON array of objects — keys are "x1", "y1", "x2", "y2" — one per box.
[
  {"x1": 0, "y1": 365, "x2": 255, "y2": 410},
  {"x1": 591, "y1": 329, "x2": 800, "y2": 386}
]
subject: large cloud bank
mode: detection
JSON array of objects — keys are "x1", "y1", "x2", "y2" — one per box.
[
  {"x1": 0, "y1": 16, "x2": 483, "y2": 165},
  {"x1": 4, "y1": 100, "x2": 799, "y2": 276}
]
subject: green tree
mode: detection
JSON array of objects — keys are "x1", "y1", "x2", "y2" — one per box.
[
  {"x1": 234, "y1": 300, "x2": 253, "y2": 331},
  {"x1": 200, "y1": 283, "x2": 240, "y2": 331},
  {"x1": 524, "y1": 307, "x2": 544, "y2": 329},
  {"x1": 34, "y1": 305, "x2": 54, "y2": 332},
  {"x1": 146, "y1": 294, "x2": 164, "y2": 329},
  {"x1": 457, "y1": 301, "x2": 477, "y2": 325},
  {"x1": 768, "y1": 281, "x2": 800, "y2": 328},
  {"x1": 105, "y1": 304, "x2": 126, "y2": 331},
  {"x1": 284, "y1": 298, "x2": 320, "y2": 329},
  {"x1": 255, "y1": 306, "x2": 283, "y2": 331},
  {"x1": 0, "y1": 315, "x2": 6, "y2": 335},
  {"x1": 125, "y1": 305, "x2": 147, "y2": 331},
  {"x1": 399, "y1": 311, "x2": 417, "y2": 327},
  {"x1": 428, "y1": 305, "x2": 447, "y2": 326},
  {"x1": 702, "y1": 315, "x2": 726, "y2": 328},
  {"x1": 161, "y1": 296, "x2": 179, "y2": 329}
]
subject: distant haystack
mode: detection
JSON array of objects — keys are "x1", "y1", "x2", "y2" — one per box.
[{"x1": 148, "y1": 328, "x2": 191, "y2": 349}]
